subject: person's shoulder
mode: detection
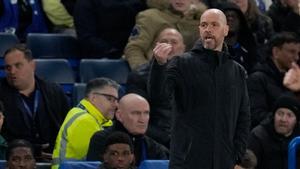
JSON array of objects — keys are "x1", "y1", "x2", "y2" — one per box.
[{"x1": 138, "y1": 8, "x2": 163, "y2": 17}]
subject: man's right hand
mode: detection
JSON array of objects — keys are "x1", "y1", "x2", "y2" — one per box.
[
  {"x1": 153, "y1": 43, "x2": 172, "y2": 65},
  {"x1": 284, "y1": 62, "x2": 300, "y2": 91}
]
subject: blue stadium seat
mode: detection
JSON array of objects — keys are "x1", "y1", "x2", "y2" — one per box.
[
  {"x1": 26, "y1": 33, "x2": 80, "y2": 58},
  {"x1": 0, "y1": 33, "x2": 19, "y2": 57},
  {"x1": 35, "y1": 59, "x2": 75, "y2": 99},
  {"x1": 79, "y1": 59, "x2": 131, "y2": 84},
  {"x1": 26, "y1": 33, "x2": 80, "y2": 74},
  {"x1": 59, "y1": 161, "x2": 100, "y2": 169},
  {"x1": 72, "y1": 83, "x2": 86, "y2": 106},
  {"x1": 139, "y1": 160, "x2": 169, "y2": 169}
]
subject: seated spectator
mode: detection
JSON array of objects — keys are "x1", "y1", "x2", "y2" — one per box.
[
  {"x1": 229, "y1": 0, "x2": 274, "y2": 46},
  {"x1": 217, "y1": 2, "x2": 258, "y2": 72},
  {"x1": 127, "y1": 27, "x2": 185, "y2": 147},
  {"x1": 124, "y1": 0, "x2": 207, "y2": 69},
  {"x1": 73, "y1": 0, "x2": 147, "y2": 58},
  {"x1": 6, "y1": 139, "x2": 36, "y2": 169},
  {"x1": 248, "y1": 95, "x2": 300, "y2": 169},
  {"x1": 0, "y1": 0, "x2": 48, "y2": 42},
  {"x1": 52, "y1": 78, "x2": 119, "y2": 168},
  {"x1": 100, "y1": 131, "x2": 135, "y2": 169},
  {"x1": 41, "y1": 0, "x2": 75, "y2": 35},
  {"x1": 247, "y1": 32, "x2": 300, "y2": 128},
  {"x1": 0, "y1": 44, "x2": 70, "y2": 162},
  {"x1": 87, "y1": 93, "x2": 169, "y2": 166},
  {"x1": 267, "y1": 0, "x2": 300, "y2": 36},
  {"x1": 0, "y1": 101, "x2": 7, "y2": 160}
]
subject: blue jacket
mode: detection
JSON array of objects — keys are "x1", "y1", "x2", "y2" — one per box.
[{"x1": 0, "y1": 0, "x2": 48, "y2": 38}]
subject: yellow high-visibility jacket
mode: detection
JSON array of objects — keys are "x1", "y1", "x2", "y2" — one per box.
[{"x1": 52, "y1": 99, "x2": 112, "y2": 169}]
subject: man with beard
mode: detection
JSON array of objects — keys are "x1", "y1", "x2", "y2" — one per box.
[
  {"x1": 52, "y1": 78, "x2": 119, "y2": 169},
  {"x1": 149, "y1": 8, "x2": 250, "y2": 169}
]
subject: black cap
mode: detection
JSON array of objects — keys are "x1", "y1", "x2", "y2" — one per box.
[{"x1": 273, "y1": 95, "x2": 300, "y2": 120}]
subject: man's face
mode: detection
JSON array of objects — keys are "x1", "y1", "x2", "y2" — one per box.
[
  {"x1": 157, "y1": 29, "x2": 185, "y2": 59},
  {"x1": 274, "y1": 108, "x2": 297, "y2": 137},
  {"x1": 4, "y1": 50, "x2": 35, "y2": 90},
  {"x1": 170, "y1": 0, "x2": 192, "y2": 13},
  {"x1": 117, "y1": 99, "x2": 150, "y2": 135},
  {"x1": 273, "y1": 42, "x2": 300, "y2": 71},
  {"x1": 199, "y1": 10, "x2": 229, "y2": 51},
  {"x1": 90, "y1": 86, "x2": 119, "y2": 120},
  {"x1": 103, "y1": 143, "x2": 134, "y2": 169},
  {"x1": 7, "y1": 147, "x2": 36, "y2": 169},
  {"x1": 224, "y1": 10, "x2": 240, "y2": 34}
]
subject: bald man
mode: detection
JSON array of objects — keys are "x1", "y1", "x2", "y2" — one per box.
[
  {"x1": 149, "y1": 9, "x2": 250, "y2": 169},
  {"x1": 86, "y1": 93, "x2": 169, "y2": 166}
]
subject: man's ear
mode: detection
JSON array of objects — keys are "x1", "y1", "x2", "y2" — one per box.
[
  {"x1": 115, "y1": 110, "x2": 122, "y2": 122},
  {"x1": 130, "y1": 154, "x2": 135, "y2": 166}
]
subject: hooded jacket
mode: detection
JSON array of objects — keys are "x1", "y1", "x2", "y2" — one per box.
[{"x1": 149, "y1": 40, "x2": 250, "y2": 169}]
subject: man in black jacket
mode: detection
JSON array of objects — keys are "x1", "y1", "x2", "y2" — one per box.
[
  {"x1": 248, "y1": 95, "x2": 300, "y2": 169},
  {"x1": 247, "y1": 32, "x2": 300, "y2": 128},
  {"x1": 149, "y1": 8, "x2": 250, "y2": 169},
  {"x1": 0, "y1": 44, "x2": 70, "y2": 161},
  {"x1": 86, "y1": 93, "x2": 169, "y2": 166}
]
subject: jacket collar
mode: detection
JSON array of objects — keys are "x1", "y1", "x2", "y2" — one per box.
[{"x1": 79, "y1": 99, "x2": 112, "y2": 126}]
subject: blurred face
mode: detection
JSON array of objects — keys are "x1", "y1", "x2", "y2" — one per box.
[
  {"x1": 230, "y1": 0, "x2": 248, "y2": 13},
  {"x1": 117, "y1": 97, "x2": 150, "y2": 135},
  {"x1": 274, "y1": 108, "x2": 297, "y2": 137},
  {"x1": 157, "y1": 28, "x2": 185, "y2": 59},
  {"x1": 273, "y1": 43, "x2": 300, "y2": 72},
  {"x1": 170, "y1": 0, "x2": 192, "y2": 13},
  {"x1": 224, "y1": 10, "x2": 240, "y2": 34},
  {"x1": 89, "y1": 86, "x2": 119, "y2": 120},
  {"x1": 103, "y1": 143, "x2": 134, "y2": 169},
  {"x1": 7, "y1": 147, "x2": 36, "y2": 169},
  {"x1": 4, "y1": 50, "x2": 35, "y2": 91},
  {"x1": 199, "y1": 9, "x2": 229, "y2": 51}
]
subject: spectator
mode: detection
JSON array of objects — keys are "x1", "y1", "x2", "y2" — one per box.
[
  {"x1": 124, "y1": 0, "x2": 207, "y2": 69},
  {"x1": 248, "y1": 95, "x2": 300, "y2": 169},
  {"x1": 100, "y1": 131, "x2": 135, "y2": 169},
  {"x1": 73, "y1": 0, "x2": 147, "y2": 58},
  {"x1": 247, "y1": 32, "x2": 300, "y2": 128},
  {"x1": 149, "y1": 8, "x2": 250, "y2": 169},
  {"x1": 87, "y1": 93, "x2": 169, "y2": 166},
  {"x1": 267, "y1": 0, "x2": 300, "y2": 36},
  {"x1": 230, "y1": 0, "x2": 274, "y2": 46},
  {"x1": 0, "y1": 0, "x2": 48, "y2": 42},
  {"x1": 217, "y1": 2, "x2": 258, "y2": 72},
  {"x1": 0, "y1": 44, "x2": 70, "y2": 162},
  {"x1": 52, "y1": 78, "x2": 119, "y2": 168},
  {"x1": 6, "y1": 139, "x2": 36, "y2": 169},
  {"x1": 127, "y1": 27, "x2": 185, "y2": 147},
  {"x1": 41, "y1": 0, "x2": 75, "y2": 35}
]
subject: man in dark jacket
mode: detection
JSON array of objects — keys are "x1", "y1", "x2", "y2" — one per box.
[
  {"x1": 86, "y1": 93, "x2": 169, "y2": 166},
  {"x1": 247, "y1": 32, "x2": 300, "y2": 128},
  {"x1": 0, "y1": 44, "x2": 70, "y2": 161},
  {"x1": 248, "y1": 95, "x2": 300, "y2": 169},
  {"x1": 149, "y1": 9, "x2": 250, "y2": 169},
  {"x1": 73, "y1": 0, "x2": 147, "y2": 58}
]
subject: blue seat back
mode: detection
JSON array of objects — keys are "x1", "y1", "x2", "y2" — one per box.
[
  {"x1": 139, "y1": 160, "x2": 169, "y2": 169},
  {"x1": 79, "y1": 59, "x2": 131, "y2": 84},
  {"x1": 0, "y1": 33, "x2": 19, "y2": 57},
  {"x1": 59, "y1": 161, "x2": 100, "y2": 169}
]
